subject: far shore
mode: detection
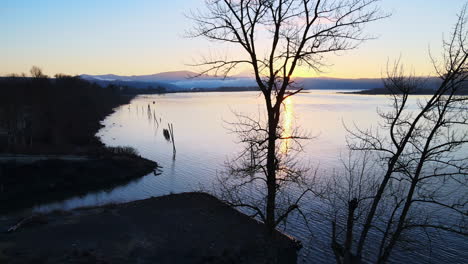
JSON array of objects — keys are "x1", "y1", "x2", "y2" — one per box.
[{"x1": 342, "y1": 87, "x2": 468, "y2": 95}]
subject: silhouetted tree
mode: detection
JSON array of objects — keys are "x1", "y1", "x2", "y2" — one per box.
[
  {"x1": 190, "y1": 0, "x2": 386, "y2": 234},
  {"x1": 323, "y1": 5, "x2": 468, "y2": 263},
  {"x1": 0, "y1": 67, "x2": 129, "y2": 153},
  {"x1": 30, "y1": 66, "x2": 47, "y2": 78}
]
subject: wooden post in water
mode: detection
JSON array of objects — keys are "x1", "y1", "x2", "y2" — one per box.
[{"x1": 168, "y1": 123, "x2": 176, "y2": 159}]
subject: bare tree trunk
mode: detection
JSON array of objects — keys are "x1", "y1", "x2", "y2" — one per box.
[
  {"x1": 356, "y1": 77, "x2": 453, "y2": 257},
  {"x1": 344, "y1": 198, "x2": 359, "y2": 264},
  {"x1": 189, "y1": 0, "x2": 386, "y2": 241},
  {"x1": 266, "y1": 108, "x2": 278, "y2": 234},
  {"x1": 378, "y1": 88, "x2": 459, "y2": 263},
  {"x1": 332, "y1": 198, "x2": 360, "y2": 264}
]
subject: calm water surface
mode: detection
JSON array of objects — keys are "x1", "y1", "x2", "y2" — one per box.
[{"x1": 34, "y1": 91, "x2": 467, "y2": 263}]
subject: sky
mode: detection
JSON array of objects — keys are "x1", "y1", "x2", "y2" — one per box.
[{"x1": 1, "y1": 0, "x2": 466, "y2": 78}]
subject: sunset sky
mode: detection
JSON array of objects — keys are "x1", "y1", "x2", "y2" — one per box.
[{"x1": 1, "y1": 0, "x2": 465, "y2": 78}]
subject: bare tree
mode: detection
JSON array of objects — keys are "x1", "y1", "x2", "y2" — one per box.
[
  {"x1": 326, "y1": 5, "x2": 468, "y2": 263},
  {"x1": 30, "y1": 66, "x2": 47, "y2": 78},
  {"x1": 190, "y1": 0, "x2": 386, "y2": 234},
  {"x1": 215, "y1": 110, "x2": 312, "y2": 232}
]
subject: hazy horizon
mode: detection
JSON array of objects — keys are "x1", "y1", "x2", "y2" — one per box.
[
  {"x1": 2, "y1": 0, "x2": 465, "y2": 78},
  {"x1": 0, "y1": 68, "x2": 444, "y2": 80}
]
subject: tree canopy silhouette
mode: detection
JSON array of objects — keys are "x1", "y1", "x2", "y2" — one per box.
[
  {"x1": 190, "y1": 0, "x2": 387, "y2": 234},
  {"x1": 0, "y1": 67, "x2": 129, "y2": 153}
]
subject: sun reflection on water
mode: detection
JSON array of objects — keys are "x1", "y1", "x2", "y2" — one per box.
[{"x1": 281, "y1": 96, "x2": 294, "y2": 154}]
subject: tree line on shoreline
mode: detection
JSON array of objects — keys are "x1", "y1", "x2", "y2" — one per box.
[{"x1": 0, "y1": 67, "x2": 132, "y2": 154}]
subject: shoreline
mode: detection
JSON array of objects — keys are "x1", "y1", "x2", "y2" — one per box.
[
  {"x1": 341, "y1": 87, "x2": 468, "y2": 95},
  {"x1": 0, "y1": 87, "x2": 160, "y2": 215},
  {"x1": 1, "y1": 192, "x2": 300, "y2": 264},
  {"x1": 0, "y1": 153, "x2": 158, "y2": 215}
]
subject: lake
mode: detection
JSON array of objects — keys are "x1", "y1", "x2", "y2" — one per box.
[{"x1": 34, "y1": 90, "x2": 467, "y2": 263}]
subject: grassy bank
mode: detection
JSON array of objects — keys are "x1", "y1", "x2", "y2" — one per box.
[{"x1": 0, "y1": 150, "x2": 157, "y2": 215}]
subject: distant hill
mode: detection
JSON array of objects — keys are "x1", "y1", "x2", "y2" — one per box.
[
  {"x1": 296, "y1": 76, "x2": 444, "y2": 90},
  {"x1": 80, "y1": 71, "x2": 254, "y2": 91},
  {"x1": 84, "y1": 79, "x2": 181, "y2": 91},
  {"x1": 132, "y1": 71, "x2": 207, "y2": 81},
  {"x1": 81, "y1": 71, "x2": 208, "y2": 83},
  {"x1": 350, "y1": 85, "x2": 467, "y2": 95},
  {"x1": 79, "y1": 71, "x2": 444, "y2": 92}
]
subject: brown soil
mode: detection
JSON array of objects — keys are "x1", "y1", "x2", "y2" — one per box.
[{"x1": 0, "y1": 192, "x2": 300, "y2": 264}]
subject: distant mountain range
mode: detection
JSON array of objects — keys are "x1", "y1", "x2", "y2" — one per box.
[
  {"x1": 81, "y1": 71, "x2": 206, "y2": 83},
  {"x1": 80, "y1": 71, "x2": 256, "y2": 91},
  {"x1": 80, "y1": 71, "x2": 442, "y2": 92}
]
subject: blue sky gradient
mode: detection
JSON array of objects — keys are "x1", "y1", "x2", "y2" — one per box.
[{"x1": 1, "y1": 0, "x2": 465, "y2": 78}]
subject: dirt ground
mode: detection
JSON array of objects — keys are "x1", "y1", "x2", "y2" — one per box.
[{"x1": 1, "y1": 192, "x2": 300, "y2": 264}]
